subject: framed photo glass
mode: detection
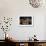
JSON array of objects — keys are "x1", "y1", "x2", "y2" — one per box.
[{"x1": 19, "y1": 16, "x2": 33, "y2": 26}]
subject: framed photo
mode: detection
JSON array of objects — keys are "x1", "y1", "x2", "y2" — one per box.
[{"x1": 19, "y1": 16, "x2": 33, "y2": 26}]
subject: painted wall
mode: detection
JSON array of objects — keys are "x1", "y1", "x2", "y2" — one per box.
[
  {"x1": 44, "y1": 16, "x2": 46, "y2": 40},
  {"x1": 0, "y1": 16, "x2": 45, "y2": 40},
  {"x1": 0, "y1": 0, "x2": 46, "y2": 40},
  {"x1": 8, "y1": 15, "x2": 45, "y2": 40}
]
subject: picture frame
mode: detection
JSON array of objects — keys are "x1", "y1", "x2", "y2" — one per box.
[{"x1": 19, "y1": 15, "x2": 33, "y2": 26}]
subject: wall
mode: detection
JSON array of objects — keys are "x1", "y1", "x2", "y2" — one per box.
[
  {"x1": 8, "y1": 15, "x2": 45, "y2": 40},
  {"x1": 44, "y1": 16, "x2": 46, "y2": 40},
  {"x1": 0, "y1": 15, "x2": 45, "y2": 40},
  {"x1": 0, "y1": 0, "x2": 46, "y2": 40}
]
